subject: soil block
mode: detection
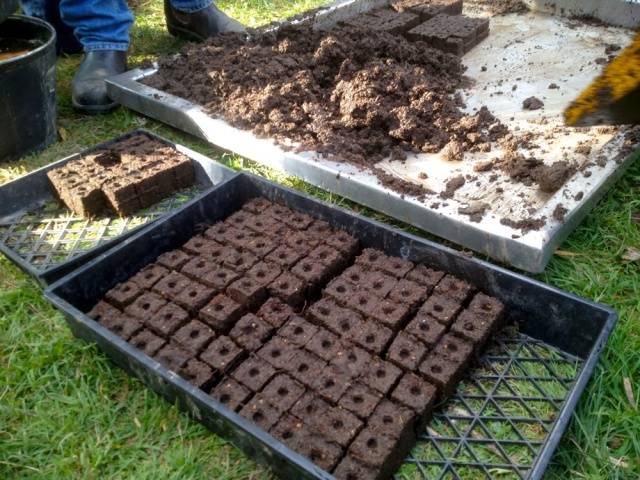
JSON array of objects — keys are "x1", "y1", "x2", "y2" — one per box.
[
  {"x1": 87, "y1": 300, "x2": 121, "y2": 323},
  {"x1": 305, "y1": 327, "x2": 344, "y2": 362},
  {"x1": 312, "y1": 365, "x2": 353, "y2": 404},
  {"x1": 387, "y1": 331, "x2": 428, "y2": 371},
  {"x1": 211, "y1": 378, "x2": 252, "y2": 412},
  {"x1": 313, "y1": 404, "x2": 363, "y2": 448},
  {"x1": 368, "y1": 399, "x2": 416, "y2": 440},
  {"x1": 291, "y1": 258, "x2": 333, "y2": 289},
  {"x1": 407, "y1": 14, "x2": 490, "y2": 56},
  {"x1": 154, "y1": 343, "x2": 192, "y2": 372},
  {"x1": 278, "y1": 316, "x2": 318, "y2": 347},
  {"x1": 370, "y1": 299, "x2": 412, "y2": 331},
  {"x1": 105, "y1": 279, "x2": 142, "y2": 309},
  {"x1": 173, "y1": 319, "x2": 216, "y2": 353},
  {"x1": 182, "y1": 235, "x2": 220, "y2": 256},
  {"x1": 244, "y1": 235, "x2": 278, "y2": 259},
  {"x1": 179, "y1": 358, "x2": 217, "y2": 390},
  {"x1": 434, "y1": 274, "x2": 475, "y2": 302},
  {"x1": 347, "y1": 319, "x2": 393, "y2": 355},
  {"x1": 367, "y1": 270, "x2": 398, "y2": 298},
  {"x1": 387, "y1": 279, "x2": 428, "y2": 308},
  {"x1": 270, "y1": 414, "x2": 306, "y2": 448},
  {"x1": 257, "y1": 336, "x2": 298, "y2": 370},
  {"x1": 346, "y1": 291, "x2": 379, "y2": 318},
  {"x1": 362, "y1": 358, "x2": 403, "y2": 395},
  {"x1": 434, "y1": 333, "x2": 474, "y2": 364},
  {"x1": 256, "y1": 297, "x2": 294, "y2": 328},
  {"x1": 268, "y1": 272, "x2": 307, "y2": 307},
  {"x1": 406, "y1": 264, "x2": 445, "y2": 292},
  {"x1": 152, "y1": 271, "x2": 191, "y2": 301},
  {"x1": 156, "y1": 249, "x2": 191, "y2": 271},
  {"x1": 265, "y1": 245, "x2": 304, "y2": 269},
  {"x1": 229, "y1": 313, "x2": 273, "y2": 351},
  {"x1": 174, "y1": 279, "x2": 216, "y2": 313},
  {"x1": 100, "y1": 313, "x2": 143, "y2": 341},
  {"x1": 325, "y1": 230, "x2": 359, "y2": 258},
  {"x1": 331, "y1": 345, "x2": 374, "y2": 379},
  {"x1": 467, "y1": 292, "x2": 505, "y2": 322},
  {"x1": 356, "y1": 249, "x2": 389, "y2": 272},
  {"x1": 286, "y1": 230, "x2": 320, "y2": 253},
  {"x1": 242, "y1": 197, "x2": 273, "y2": 214},
  {"x1": 418, "y1": 352, "x2": 465, "y2": 396},
  {"x1": 324, "y1": 277, "x2": 359, "y2": 306},
  {"x1": 199, "y1": 294, "x2": 244, "y2": 333},
  {"x1": 419, "y1": 293, "x2": 463, "y2": 326},
  {"x1": 451, "y1": 308, "x2": 497, "y2": 346},
  {"x1": 390, "y1": 373, "x2": 437, "y2": 418},
  {"x1": 405, "y1": 313, "x2": 447, "y2": 348},
  {"x1": 380, "y1": 256, "x2": 415, "y2": 279},
  {"x1": 240, "y1": 394, "x2": 282, "y2": 431},
  {"x1": 333, "y1": 456, "x2": 379, "y2": 480},
  {"x1": 223, "y1": 247, "x2": 259, "y2": 273},
  {"x1": 130, "y1": 329, "x2": 166, "y2": 356},
  {"x1": 298, "y1": 433, "x2": 344, "y2": 472},
  {"x1": 231, "y1": 355, "x2": 277, "y2": 392},
  {"x1": 246, "y1": 261, "x2": 282, "y2": 287},
  {"x1": 131, "y1": 264, "x2": 169, "y2": 290},
  {"x1": 146, "y1": 302, "x2": 190, "y2": 337},
  {"x1": 283, "y1": 211, "x2": 314, "y2": 231},
  {"x1": 181, "y1": 256, "x2": 216, "y2": 281},
  {"x1": 339, "y1": 382, "x2": 383, "y2": 420},
  {"x1": 200, "y1": 335, "x2": 244, "y2": 372},
  {"x1": 288, "y1": 349, "x2": 326, "y2": 386},
  {"x1": 348, "y1": 427, "x2": 401, "y2": 476},
  {"x1": 124, "y1": 291, "x2": 167, "y2": 320},
  {"x1": 308, "y1": 244, "x2": 345, "y2": 274},
  {"x1": 226, "y1": 277, "x2": 267, "y2": 310},
  {"x1": 261, "y1": 373, "x2": 305, "y2": 412},
  {"x1": 200, "y1": 265, "x2": 239, "y2": 291}
]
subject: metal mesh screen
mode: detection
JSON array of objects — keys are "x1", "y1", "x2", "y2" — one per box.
[
  {"x1": 0, "y1": 186, "x2": 202, "y2": 272},
  {"x1": 397, "y1": 328, "x2": 582, "y2": 480}
]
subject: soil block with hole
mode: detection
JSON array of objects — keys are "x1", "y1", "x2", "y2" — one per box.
[
  {"x1": 362, "y1": 359, "x2": 403, "y2": 395},
  {"x1": 146, "y1": 302, "x2": 189, "y2": 337},
  {"x1": 270, "y1": 414, "x2": 306, "y2": 447},
  {"x1": 387, "y1": 331, "x2": 428, "y2": 371},
  {"x1": 257, "y1": 336, "x2": 298, "y2": 370},
  {"x1": 174, "y1": 279, "x2": 215, "y2": 313},
  {"x1": 199, "y1": 294, "x2": 244, "y2": 333},
  {"x1": 334, "y1": 455, "x2": 379, "y2": 480},
  {"x1": 287, "y1": 349, "x2": 326, "y2": 386},
  {"x1": 261, "y1": 374, "x2": 305, "y2": 412},
  {"x1": 211, "y1": 378, "x2": 252, "y2": 412},
  {"x1": 154, "y1": 343, "x2": 192, "y2": 372},
  {"x1": 278, "y1": 316, "x2": 318, "y2": 347},
  {"x1": 129, "y1": 329, "x2": 166, "y2": 357},
  {"x1": 179, "y1": 358, "x2": 217, "y2": 390},
  {"x1": 173, "y1": 319, "x2": 216, "y2": 353},
  {"x1": 229, "y1": 313, "x2": 273, "y2": 351},
  {"x1": 419, "y1": 293, "x2": 463, "y2": 326},
  {"x1": 156, "y1": 249, "x2": 192, "y2": 271},
  {"x1": 104, "y1": 279, "x2": 142, "y2": 309},
  {"x1": 343, "y1": 8, "x2": 421, "y2": 34},
  {"x1": 418, "y1": 352, "x2": 466, "y2": 395},
  {"x1": 305, "y1": 327, "x2": 344, "y2": 362},
  {"x1": 268, "y1": 272, "x2": 307, "y2": 308},
  {"x1": 339, "y1": 382, "x2": 383, "y2": 420},
  {"x1": 312, "y1": 365, "x2": 353, "y2": 404},
  {"x1": 99, "y1": 313, "x2": 143, "y2": 341},
  {"x1": 226, "y1": 277, "x2": 267, "y2": 310},
  {"x1": 231, "y1": 355, "x2": 277, "y2": 392},
  {"x1": 390, "y1": 373, "x2": 437, "y2": 420},
  {"x1": 124, "y1": 291, "x2": 167, "y2": 319},
  {"x1": 240, "y1": 394, "x2": 283, "y2": 431},
  {"x1": 405, "y1": 313, "x2": 446, "y2": 348},
  {"x1": 256, "y1": 297, "x2": 294, "y2": 328},
  {"x1": 200, "y1": 336, "x2": 244, "y2": 372},
  {"x1": 131, "y1": 264, "x2": 169, "y2": 290}
]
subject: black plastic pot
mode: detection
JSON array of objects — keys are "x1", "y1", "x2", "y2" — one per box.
[
  {"x1": 0, "y1": 0, "x2": 18, "y2": 24},
  {"x1": 0, "y1": 15, "x2": 56, "y2": 162}
]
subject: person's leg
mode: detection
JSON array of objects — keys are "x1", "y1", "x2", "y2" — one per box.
[
  {"x1": 20, "y1": 0, "x2": 82, "y2": 54},
  {"x1": 58, "y1": 0, "x2": 132, "y2": 112},
  {"x1": 165, "y1": 0, "x2": 244, "y2": 41}
]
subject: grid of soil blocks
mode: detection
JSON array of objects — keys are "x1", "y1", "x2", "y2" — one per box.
[
  {"x1": 86, "y1": 197, "x2": 505, "y2": 480},
  {"x1": 342, "y1": 1, "x2": 490, "y2": 56},
  {"x1": 47, "y1": 132, "x2": 195, "y2": 217}
]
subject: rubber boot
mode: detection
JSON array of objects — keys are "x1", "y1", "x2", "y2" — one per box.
[
  {"x1": 71, "y1": 50, "x2": 127, "y2": 113},
  {"x1": 164, "y1": 0, "x2": 245, "y2": 42}
]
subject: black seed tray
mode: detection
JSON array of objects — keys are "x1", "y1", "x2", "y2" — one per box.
[
  {"x1": 44, "y1": 173, "x2": 616, "y2": 480},
  {"x1": 0, "y1": 129, "x2": 237, "y2": 286}
]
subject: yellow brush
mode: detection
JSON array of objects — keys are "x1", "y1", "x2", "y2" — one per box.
[{"x1": 564, "y1": 33, "x2": 640, "y2": 126}]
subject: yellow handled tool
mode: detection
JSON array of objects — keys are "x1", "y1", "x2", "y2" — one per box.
[{"x1": 564, "y1": 33, "x2": 640, "y2": 126}]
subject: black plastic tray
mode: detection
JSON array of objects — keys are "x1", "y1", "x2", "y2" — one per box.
[
  {"x1": 45, "y1": 173, "x2": 617, "y2": 480},
  {"x1": 0, "y1": 129, "x2": 237, "y2": 286}
]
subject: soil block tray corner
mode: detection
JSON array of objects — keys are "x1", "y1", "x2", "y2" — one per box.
[
  {"x1": 0, "y1": 129, "x2": 237, "y2": 286},
  {"x1": 45, "y1": 172, "x2": 616, "y2": 480}
]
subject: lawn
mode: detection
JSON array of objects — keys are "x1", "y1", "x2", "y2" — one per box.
[{"x1": 1, "y1": 0, "x2": 639, "y2": 478}]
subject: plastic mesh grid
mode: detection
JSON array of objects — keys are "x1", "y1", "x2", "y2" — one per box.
[
  {"x1": 0, "y1": 186, "x2": 203, "y2": 272},
  {"x1": 397, "y1": 328, "x2": 582, "y2": 480}
]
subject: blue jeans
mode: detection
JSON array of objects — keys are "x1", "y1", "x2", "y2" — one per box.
[{"x1": 21, "y1": 0, "x2": 213, "y2": 52}]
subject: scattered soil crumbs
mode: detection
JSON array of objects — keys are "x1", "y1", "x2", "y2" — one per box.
[
  {"x1": 552, "y1": 204, "x2": 568, "y2": 222},
  {"x1": 145, "y1": 22, "x2": 507, "y2": 196},
  {"x1": 440, "y1": 174, "x2": 465, "y2": 199},
  {"x1": 458, "y1": 202, "x2": 488, "y2": 222},
  {"x1": 500, "y1": 216, "x2": 546, "y2": 232},
  {"x1": 522, "y1": 96, "x2": 544, "y2": 110},
  {"x1": 501, "y1": 153, "x2": 576, "y2": 194}
]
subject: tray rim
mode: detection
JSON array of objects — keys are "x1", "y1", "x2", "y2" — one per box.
[
  {"x1": 0, "y1": 128, "x2": 239, "y2": 286},
  {"x1": 45, "y1": 171, "x2": 618, "y2": 480}
]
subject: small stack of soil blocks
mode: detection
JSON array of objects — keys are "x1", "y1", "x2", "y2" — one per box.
[
  {"x1": 86, "y1": 196, "x2": 505, "y2": 480},
  {"x1": 47, "y1": 132, "x2": 195, "y2": 218},
  {"x1": 342, "y1": 0, "x2": 490, "y2": 56}
]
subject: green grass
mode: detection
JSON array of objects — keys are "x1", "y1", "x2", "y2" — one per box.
[{"x1": 1, "y1": 1, "x2": 639, "y2": 478}]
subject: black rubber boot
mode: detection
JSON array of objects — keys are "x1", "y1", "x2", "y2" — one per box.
[
  {"x1": 71, "y1": 50, "x2": 127, "y2": 113},
  {"x1": 165, "y1": 0, "x2": 245, "y2": 42}
]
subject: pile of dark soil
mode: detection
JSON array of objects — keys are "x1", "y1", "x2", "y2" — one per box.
[{"x1": 145, "y1": 24, "x2": 507, "y2": 194}]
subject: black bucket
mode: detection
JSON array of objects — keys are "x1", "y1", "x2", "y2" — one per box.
[{"x1": 0, "y1": 15, "x2": 56, "y2": 162}]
